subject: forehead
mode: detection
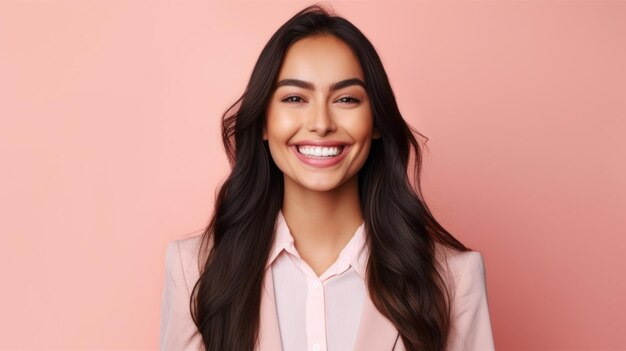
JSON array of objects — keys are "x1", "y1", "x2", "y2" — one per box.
[{"x1": 277, "y1": 34, "x2": 365, "y2": 83}]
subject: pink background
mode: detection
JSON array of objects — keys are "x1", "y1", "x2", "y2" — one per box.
[{"x1": 1, "y1": 1, "x2": 625, "y2": 350}]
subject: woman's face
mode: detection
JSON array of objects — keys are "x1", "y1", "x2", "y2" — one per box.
[{"x1": 264, "y1": 34, "x2": 380, "y2": 193}]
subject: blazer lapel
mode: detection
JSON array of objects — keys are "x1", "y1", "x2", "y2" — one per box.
[{"x1": 257, "y1": 266, "x2": 403, "y2": 351}]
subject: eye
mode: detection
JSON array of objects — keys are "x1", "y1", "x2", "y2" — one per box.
[
  {"x1": 336, "y1": 95, "x2": 360, "y2": 104},
  {"x1": 281, "y1": 95, "x2": 305, "y2": 103}
]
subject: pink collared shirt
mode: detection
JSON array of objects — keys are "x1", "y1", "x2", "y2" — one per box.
[
  {"x1": 159, "y1": 212, "x2": 496, "y2": 350},
  {"x1": 267, "y1": 210, "x2": 369, "y2": 351}
]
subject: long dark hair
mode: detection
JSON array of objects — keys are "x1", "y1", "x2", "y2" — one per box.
[{"x1": 190, "y1": 4, "x2": 470, "y2": 351}]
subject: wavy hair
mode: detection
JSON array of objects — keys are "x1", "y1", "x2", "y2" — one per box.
[{"x1": 190, "y1": 4, "x2": 470, "y2": 351}]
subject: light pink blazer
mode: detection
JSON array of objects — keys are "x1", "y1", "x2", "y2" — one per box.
[{"x1": 160, "y1": 235, "x2": 495, "y2": 351}]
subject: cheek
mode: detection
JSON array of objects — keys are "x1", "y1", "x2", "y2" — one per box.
[
  {"x1": 265, "y1": 107, "x2": 301, "y2": 151},
  {"x1": 341, "y1": 110, "x2": 374, "y2": 140}
]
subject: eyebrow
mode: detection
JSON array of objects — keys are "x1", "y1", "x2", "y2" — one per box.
[{"x1": 273, "y1": 77, "x2": 367, "y2": 92}]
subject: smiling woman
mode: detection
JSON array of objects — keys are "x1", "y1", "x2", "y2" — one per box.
[{"x1": 160, "y1": 4, "x2": 495, "y2": 351}]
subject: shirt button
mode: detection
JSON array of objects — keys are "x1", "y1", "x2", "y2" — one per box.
[
  {"x1": 312, "y1": 343, "x2": 321, "y2": 351},
  {"x1": 312, "y1": 280, "x2": 321, "y2": 288}
]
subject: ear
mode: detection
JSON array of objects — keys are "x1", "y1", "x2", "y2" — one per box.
[
  {"x1": 372, "y1": 126, "x2": 381, "y2": 139},
  {"x1": 262, "y1": 124, "x2": 268, "y2": 140}
]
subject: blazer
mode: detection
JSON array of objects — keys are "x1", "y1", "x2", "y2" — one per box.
[{"x1": 160, "y1": 235, "x2": 495, "y2": 351}]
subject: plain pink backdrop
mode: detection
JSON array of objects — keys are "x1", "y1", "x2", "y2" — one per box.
[{"x1": 1, "y1": 1, "x2": 625, "y2": 350}]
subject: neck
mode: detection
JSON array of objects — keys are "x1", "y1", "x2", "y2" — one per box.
[{"x1": 281, "y1": 175, "x2": 363, "y2": 255}]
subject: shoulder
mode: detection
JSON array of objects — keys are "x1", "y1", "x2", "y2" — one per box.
[
  {"x1": 172, "y1": 234, "x2": 204, "y2": 258},
  {"x1": 442, "y1": 247, "x2": 485, "y2": 276},
  {"x1": 160, "y1": 235, "x2": 206, "y2": 350},
  {"x1": 434, "y1": 244, "x2": 496, "y2": 349},
  {"x1": 165, "y1": 234, "x2": 204, "y2": 294},
  {"x1": 434, "y1": 243, "x2": 487, "y2": 297}
]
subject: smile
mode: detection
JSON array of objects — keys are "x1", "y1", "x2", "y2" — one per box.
[
  {"x1": 290, "y1": 144, "x2": 350, "y2": 168},
  {"x1": 297, "y1": 145, "x2": 344, "y2": 157}
]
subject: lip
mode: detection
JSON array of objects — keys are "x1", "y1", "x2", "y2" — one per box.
[
  {"x1": 290, "y1": 143, "x2": 351, "y2": 168},
  {"x1": 291, "y1": 139, "x2": 349, "y2": 147}
]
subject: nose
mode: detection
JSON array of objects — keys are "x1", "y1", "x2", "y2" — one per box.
[{"x1": 306, "y1": 101, "x2": 336, "y2": 136}]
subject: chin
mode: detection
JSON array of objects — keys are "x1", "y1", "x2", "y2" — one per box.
[
  {"x1": 303, "y1": 184, "x2": 340, "y2": 192},
  {"x1": 294, "y1": 176, "x2": 350, "y2": 193}
]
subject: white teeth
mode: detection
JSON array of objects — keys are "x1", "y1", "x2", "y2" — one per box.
[{"x1": 297, "y1": 145, "x2": 344, "y2": 157}]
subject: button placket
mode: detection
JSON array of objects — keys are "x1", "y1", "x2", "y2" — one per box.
[{"x1": 307, "y1": 277, "x2": 327, "y2": 351}]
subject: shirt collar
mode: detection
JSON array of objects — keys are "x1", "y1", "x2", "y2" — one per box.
[{"x1": 265, "y1": 209, "x2": 369, "y2": 280}]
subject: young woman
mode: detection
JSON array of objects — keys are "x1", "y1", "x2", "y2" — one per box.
[{"x1": 160, "y1": 4, "x2": 495, "y2": 351}]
